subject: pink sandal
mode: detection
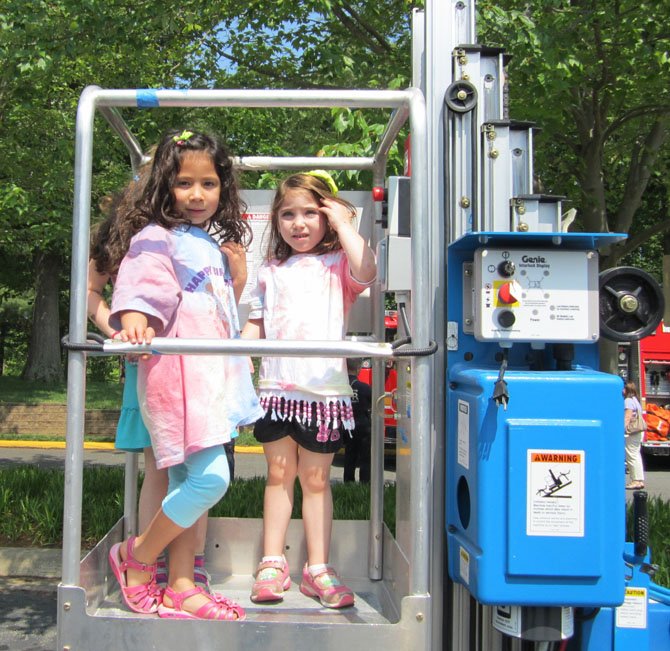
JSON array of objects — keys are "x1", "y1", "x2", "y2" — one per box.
[
  {"x1": 250, "y1": 558, "x2": 291, "y2": 603},
  {"x1": 108, "y1": 536, "x2": 162, "y2": 614},
  {"x1": 158, "y1": 586, "x2": 246, "y2": 620},
  {"x1": 299, "y1": 565, "x2": 354, "y2": 609}
]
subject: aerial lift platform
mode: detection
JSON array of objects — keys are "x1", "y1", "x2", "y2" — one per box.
[{"x1": 59, "y1": 2, "x2": 670, "y2": 650}]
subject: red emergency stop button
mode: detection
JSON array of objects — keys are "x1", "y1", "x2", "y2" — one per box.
[
  {"x1": 372, "y1": 186, "x2": 386, "y2": 202},
  {"x1": 498, "y1": 280, "x2": 521, "y2": 305}
]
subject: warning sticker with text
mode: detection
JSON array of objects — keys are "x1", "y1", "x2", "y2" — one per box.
[{"x1": 527, "y1": 449, "x2": 585, "y2": 537}]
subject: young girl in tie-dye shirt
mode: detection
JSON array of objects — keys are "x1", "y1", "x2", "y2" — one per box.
[
  {"x1": 108, "y1": 129, "x2": 263, "y2": 621},
  {"x1": 243, "y1": 171, "x2": 376, "y2": 609}
]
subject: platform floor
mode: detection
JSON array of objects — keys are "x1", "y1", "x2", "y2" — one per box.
[{"x1": 96, "y1": 572, "x2": 394, "y2": 625}]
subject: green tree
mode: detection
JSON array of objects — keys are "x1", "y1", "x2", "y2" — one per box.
[
  {"x1": 478, "y1": 0, "x2": 670, "y2": 270},
  {"x1": 0, "y1": 0, "x2": 233, "y2": 381}
]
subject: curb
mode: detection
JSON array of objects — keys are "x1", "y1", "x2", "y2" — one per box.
[
  {"x1": 0, "y1": 440, "x2": 265, "y2": 454},
  {"x1": 0, "y1": 547, "x2": 62, "y2": 579}
]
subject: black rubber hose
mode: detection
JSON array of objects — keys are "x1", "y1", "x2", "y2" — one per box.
[{"x1": 633, "y1": 490, "x2": 649, "y2": 558}]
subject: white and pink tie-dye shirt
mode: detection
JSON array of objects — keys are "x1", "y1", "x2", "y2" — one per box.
[
  {"x1": 112, "y1": 223, "x2": 264, "y2": 469},
  {"x1": 248, "y1": 251, "x2": 373, "y2": 439}
]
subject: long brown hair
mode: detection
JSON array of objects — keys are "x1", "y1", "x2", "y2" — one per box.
[
  {"x1": 90, "y1": 161, "x2": 152, "y2": 276},
  {"x1": 624, "y1": 381, "x2": 640, "y2": 399},
  {"x1": 265, "y1": 173, "x2": 355, "y2": 262},
  {"x1": 132, "y1": 129, "x2": 250, "y2": 243}
]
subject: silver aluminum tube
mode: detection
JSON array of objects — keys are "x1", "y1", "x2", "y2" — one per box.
[
  {"x1": 98, "y1": 105, "x2": 148, "y2": 172},
  {"x1": 367, "y1": 136, "x2": 394, "y2": 582},
  {"x1": 102, "y1": 339, "x2": 394, "y2": 358},
  {"x1": 407, "y1": 88, "x2": 431, "y2": 597},
  {"x1": 122, "y1": 453, "x2": 139, "y2": 538},
  {"x1": 376, "y1": 106, "x2": 410, "y2": 164},
  {"x1": 233, "y1": 156, "x2": 374, "y2": 171},
  {"x1": 62, "y1": 85, "x2": 99, "y2": 586},
  {"x1": 87, "y1": 87, "x2": 413, "y2": 110}
]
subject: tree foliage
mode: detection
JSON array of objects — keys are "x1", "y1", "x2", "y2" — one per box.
[
  {"x1": 477, "y1": 0, "x2": 670, "y2": 272},
  {"x1": 2, "y1": 0, "x2": 669, "y2": 380}
]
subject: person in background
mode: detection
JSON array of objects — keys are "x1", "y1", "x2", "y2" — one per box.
[
  {"x1": 624, "y1": 381, "x2": 645, "y2": 490},
  {"x1": 243, "y1": 170, "x2": 376, "y2": 608},
  {"x1": 343, "y1": 358, "x2": 372, "y2": 483},
  {"x1": 108, "y1": 129, "x2": 263, "y2": 619}
]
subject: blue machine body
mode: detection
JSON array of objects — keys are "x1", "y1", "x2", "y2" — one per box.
[
  {"x1": 572, "y1": 544, "x2": 670, "y2": 650},
  {"x1": 445, "y1": 232, "x2": 629, "y2": 609},
  {"x1": 446, "y1": 365, "x2": 625, "y2": 606}
]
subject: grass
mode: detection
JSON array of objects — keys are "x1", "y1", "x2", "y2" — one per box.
[
  {"x1": 0, "y1": 467, "x2": 396, "y2": 550},
  {"x1": 0, "y1": 465, "x2": 668, "y2": 589},
  {"x1": 0, "y1": 375, "x2": 122, "y2": 409}
]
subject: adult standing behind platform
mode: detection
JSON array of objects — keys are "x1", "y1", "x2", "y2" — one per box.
[
  {"x1": 624, "y1": 381, "x2": 645, "y2": 490},
  {"x1": 344, "y1": 358, "x2": 372, "y2": 483}
]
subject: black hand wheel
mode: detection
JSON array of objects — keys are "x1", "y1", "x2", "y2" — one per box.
[
  {"x1": 445, "y1": 80, "x2": 478, "y2": 113},
  {"x1": 599, "y1": 266, "x2": 664, "y2": 342}
]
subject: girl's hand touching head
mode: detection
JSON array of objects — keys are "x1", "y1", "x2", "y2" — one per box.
[{"x1": 318, "y1": 197, "x2": 355, "y2": 234}]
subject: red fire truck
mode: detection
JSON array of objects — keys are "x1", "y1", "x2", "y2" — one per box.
[{"x1": 625, "y1": 321, "x2": 670, "y2": 455}]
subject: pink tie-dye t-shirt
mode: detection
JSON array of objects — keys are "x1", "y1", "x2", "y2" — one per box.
[
  {"x1": 247, "y1": 251, "x2": 373, "y2": 426},
  {"x1": 112, "y1": 223, "x2": 264, "y2": 469}
]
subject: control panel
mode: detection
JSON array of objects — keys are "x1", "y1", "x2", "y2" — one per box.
[{"x1": 472, "y1": 248, "x2": 599, "y2": 343}]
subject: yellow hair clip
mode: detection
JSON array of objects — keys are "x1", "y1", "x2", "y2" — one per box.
[
  {"x1": 172, "y1": 130, "x2": 194, "y2": 146},
  {"x1": 305, "y1": 169, "x2": 338, "y2": 196}
]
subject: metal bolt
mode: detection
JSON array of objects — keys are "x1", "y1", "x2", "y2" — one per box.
[
  {"x1": 416, "y1": 612, "x2": 425, "y2": 622},
  {"x1": 465, "y1": 318, "x2": 473, "y2": 326},
  {"x1": 457, "y1": 90, "x2": 468, "y2": 101},
  {"x1": 516, "y1": 204, "x2": 526, "y2": 215},
  {"x1": 620, "y1": 294, "x2": 639, "y2": 313},
  {"x1": 63, "y1": 602, "x2": 71, "y2": 611},
  {"x1": 517, "y1": 222, "x2": 529, "y2": 232},
  {"x1": 489, "y1": 149, "x2": 499, "y2": 159},
  {"x1": 460, "y1": 196, "x2": 471, "y2": 209},
  {"x1": 464, "y1": 268, "x2": 471, "y2": 276}
]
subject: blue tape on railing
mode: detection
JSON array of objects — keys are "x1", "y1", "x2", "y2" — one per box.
[{"x1": 136, "y1": 90, "x2": 160, "y2": 108}]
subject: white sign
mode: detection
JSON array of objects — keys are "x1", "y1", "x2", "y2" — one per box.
[
  {"x1": 457, "y1": 400, "x2": 470, "y2": 470},
  {"x1": 527, "y1": 449, "x2": 585, "y2": 537},
  {"x1": 492, "y1": 605, "x2": 521, "y2": 637},
  {"x1": 615, "y1": 587, "x2": 647, "y2": 629}
]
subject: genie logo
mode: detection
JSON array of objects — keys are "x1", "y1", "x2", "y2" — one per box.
[{"x1": 521, "y1": 254, "x2": 546, "y2": 264}]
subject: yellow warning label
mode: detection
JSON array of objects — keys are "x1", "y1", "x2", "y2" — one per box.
[
  {"x1": 625, "y1": 588, "x2": 646, "y2": 597},
  {"x1": 531, "y1": 452, "x2": 581, "y2": 463}
]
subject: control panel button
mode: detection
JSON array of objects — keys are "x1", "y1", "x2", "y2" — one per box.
[
  {"x1": 498, "y1": 280, "x2": 521, "y2": 305},
  {"x1": 498, "y1": 260, "x2": 516, "y2": 277},
  {"x1": 497, "y1": 310, "x2": 516, "y2": 328}
]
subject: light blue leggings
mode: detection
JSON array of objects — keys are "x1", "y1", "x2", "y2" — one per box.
[{"x1": 162, "y1": 446, "x2": 230, "y2": 528}]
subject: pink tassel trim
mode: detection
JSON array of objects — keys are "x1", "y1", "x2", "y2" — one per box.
[{"x1": 259, "y1": 397, "x2": 355, "y2": 442}]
